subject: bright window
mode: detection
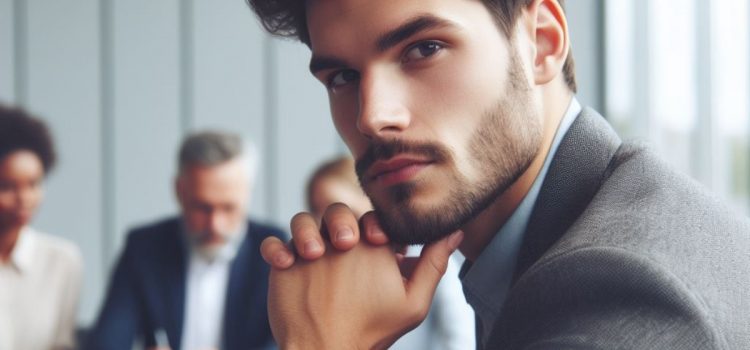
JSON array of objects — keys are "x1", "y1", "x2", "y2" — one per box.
[{"x1": 605, "y1": 0, "x2": 750, "y2": 214}]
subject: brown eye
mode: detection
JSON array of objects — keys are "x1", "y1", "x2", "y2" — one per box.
[
  {"x1": 328, "y1": 69, "x2": 360, "y2": 89},
  {"x1": 403, "y1": 41, "x2": 443, "y2": 63}
]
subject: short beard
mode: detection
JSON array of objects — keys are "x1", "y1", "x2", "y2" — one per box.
[
  {"x1": 358, "y1": 51, "x2": 542, "y2": 245},
  {"x1": 185, "y1": 230, "x2": 229, "y2": 261}
]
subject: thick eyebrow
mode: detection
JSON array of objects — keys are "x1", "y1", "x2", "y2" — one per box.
[
  {"x1": 309, "y1": 15, "x2": 456, "y2": 74},
  {"x1": 309, "y1": 56, "x2": 349, "y2": 74},
  {"x1": 376, "y1": 15, "x2": 455, "y2": 52}
]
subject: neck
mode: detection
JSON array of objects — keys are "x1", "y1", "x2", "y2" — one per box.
[
  {"x1": 459, "y1": 90, "x2": 573, "y2": 261},
  {"x1": 0, "y1": 225, "x2": 24, "y2": 262}
]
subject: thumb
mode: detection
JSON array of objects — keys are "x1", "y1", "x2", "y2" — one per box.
[{"x1": 405, "y1": 231, "x2": 464, "y2": 306}]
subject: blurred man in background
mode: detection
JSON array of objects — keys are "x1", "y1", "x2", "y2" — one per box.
[{"x1": 87, "y1": 131, "x2": 284, "y2": 350}]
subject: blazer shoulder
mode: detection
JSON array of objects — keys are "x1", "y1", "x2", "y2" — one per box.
[
  {"x1": 493, "y1": 246, "x2": 727, "y2": 350},
  {"x1": 534, "y1": 146, "x2": 750, "y2": 348},
  {"x1": 123, "y1": 216, "x2": 183, "y2": 250},
  {"x1": 582, "y1": 141, "x2": 750, "y2": 244},
  {"x1": 247, "y1": 219, "x2": 287, "y2": 241}
]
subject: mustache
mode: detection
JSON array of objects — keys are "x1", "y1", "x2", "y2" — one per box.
[{"x1": 355, "y1": 139, "x2": 452, "y2": 183}]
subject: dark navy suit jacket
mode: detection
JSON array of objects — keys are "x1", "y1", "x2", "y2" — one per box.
[{"x1": 86, "y1": 217, "x2": 284, "y2": 350}]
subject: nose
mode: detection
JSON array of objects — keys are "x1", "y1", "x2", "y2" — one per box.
[
  {"x1": 356, "y1": 69, "x2": 411, "y2": 139},
  {"x1": 207, "y1": 211, "x2": 224, "y2": 236}
]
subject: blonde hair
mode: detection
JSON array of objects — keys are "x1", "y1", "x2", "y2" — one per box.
[{"x1": 306, "y1": 156, "x2": 362, "y2": 212}]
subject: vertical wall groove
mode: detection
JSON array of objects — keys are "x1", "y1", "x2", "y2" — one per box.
[
  {"x1": 595, "y1": 0, "x2": 607, "y2": 114},
  {"x1": 12, "y1": 0, "x2": 27, "y2": 105},
  {"x1": 99, "y1": 0, "x2": 115, "y2": 267},
  {"x1": 263, "y1": 36, "x2": 279, "y2": 222},
  {"x1": 693, "y1": 0, "x2": 713, "y2": 187},
  {"x1": 633, "y1": 0, "x2": 652, "y2": 140},
  {"x1": 179, "y1": 0, "x2": 194, "y2": 134}
]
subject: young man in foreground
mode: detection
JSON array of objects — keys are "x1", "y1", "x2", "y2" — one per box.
[{"x1": 249, "y1": 0, "x2": 750, "y2": 348}]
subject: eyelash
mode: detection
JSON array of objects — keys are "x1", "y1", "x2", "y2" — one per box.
[
  {"x1": 327, "y1": 69, "x2": 360, "y2": 90},
  {"x1": 401, "y1": 40, "x2": 446, "y2": 64}
]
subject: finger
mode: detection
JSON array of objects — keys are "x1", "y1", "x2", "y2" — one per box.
[
  {"x1": 290, "y1": 212, "x2": 326, "y2": 260},
  {"x1": 360, "y1": 211, "x2": 391, "y2": 246},
  {"x1": 322, "y1": 203, "x2": 361, "y2": 251},
  {"x1": 260, "y1": 236, "x2": 295, "y2": 269},
  {"x1": 405, "y1": 231, "x2": 464, "y2": 307}
]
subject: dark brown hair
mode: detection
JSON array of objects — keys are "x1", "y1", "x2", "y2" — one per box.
[
  {"x1": 0, "y1": 104, "x2": 56, "y2": 174},
  {"x1": 247, "y1": 0, "x2": 576, "y2": 92}
]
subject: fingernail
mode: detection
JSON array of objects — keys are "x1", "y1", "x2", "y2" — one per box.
[
  {"x1": 336, "y1": 228, "x2": 354, "y2": 241},
  {"x1": 304, "y1": 240, "x2": 322, "y2": 255},
  {"x1": 274, "y1": 253, "x2": 290, "y2": 266},
  {"x1": 369, "y1": 228, "x2": 386, "y2": 238},
  {"x1": 448, "y1": 231, "x2": 464, "y2": 250}
]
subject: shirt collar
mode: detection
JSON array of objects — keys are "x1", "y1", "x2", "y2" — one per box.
[
  {"x1": 460, "y1": 97, "x2": 581, "y2": 339},
  {"x1": 10, "y1": 227, "x2": 35, "y2": 273}
]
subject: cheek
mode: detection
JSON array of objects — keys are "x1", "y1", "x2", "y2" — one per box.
[
  {"x1": 185, "y1": 210, "x2": 207, "y2": 228},
  {"x1": 28, "y1": 187, "x2": 44, "y2": 208},
  {"x1": 0, "y1": 193, "x2": 12, "y2": 212},
  {"x1": 221, "y1": 202, "x2": 247, "y2": 228},
  {"x1": 332, "y1": 107, "x2": 368, "y2": 157},
  {"x1": 228, "y1": 209, "x2": 245, "y2": 224},
  {"x1": 411, "y1": 60, "x2": 505, "y2": 138}
]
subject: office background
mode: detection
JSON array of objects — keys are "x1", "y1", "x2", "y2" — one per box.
[{"x1": 0, "y1": 0, "x2": 746, "y2": 326}]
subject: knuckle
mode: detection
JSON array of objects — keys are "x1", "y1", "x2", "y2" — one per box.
[
  {"x1": 323, "y1": 203, "x2": 357, "y2": 223},
  {"x1": 405, "y1": 304, "x2": 430, "y2": 328},
  {"x1": 291, "y1": 211, "x2": 315, "y2": 227},
  {"x1": 326, "y1": 202, "x2": 352, "y2": 213},
  {"x1": 428, "y1": 255, "x2": 448, "y2": 276},
  {"x1": 290, "y1": 213, "x2": 320, "y2": 237},
  {"x1": 260, "y1": 237, "x2": 280, "y2": 251}
]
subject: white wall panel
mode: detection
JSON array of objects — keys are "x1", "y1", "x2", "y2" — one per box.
[
  {"x1": 274, "y1": 40, "x2": 340, "y2": 225},
  {"x1": 25, "y1": 0, "x2": 102, "y2": 325},
  {"x1": 110, "y1": 0, "x2": 182, "y2": 262},
  {"x1": 191, "y1": 0, "x2": 270, "y2": 221},
  {"x1": 0, "y1": 0, "x2": 14, "y2": 102},
  {"x1": 566, "y1": 0, "x2": 603, "y2": 110}
]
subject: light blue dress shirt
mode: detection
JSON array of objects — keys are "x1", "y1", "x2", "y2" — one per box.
[{"x1": 459, "y1": 97, "x2": 582, "y2": 347}]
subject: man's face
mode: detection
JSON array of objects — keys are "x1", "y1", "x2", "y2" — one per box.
[
  {"x1": 307, "y1": 0, "x2": 543, "y2": 244},
  {"x1": 176, "y1": 158, "x2": 249, "y2": 256}
]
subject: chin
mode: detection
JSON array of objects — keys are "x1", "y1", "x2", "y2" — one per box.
[
  {"x1": 372, "y1": 195, "x2": 464, "y2": 245},
  {"x1": 195, "y1": 243, "x2": 224, "y2": 259}
]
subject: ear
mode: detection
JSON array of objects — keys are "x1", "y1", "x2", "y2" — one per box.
[{"x1": 526, "y1": 0, "x2": 569, "y2": 86}]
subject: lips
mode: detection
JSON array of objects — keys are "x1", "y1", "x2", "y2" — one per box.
[{"x1": 366, "y1": 156, "x2": 433, "y2": 186}]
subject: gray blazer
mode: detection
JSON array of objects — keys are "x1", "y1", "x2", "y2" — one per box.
[{"x1": 486, "y1": 108, "x2": 750, "y2": 349}]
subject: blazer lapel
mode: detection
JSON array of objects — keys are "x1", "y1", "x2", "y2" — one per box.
[
  {"x1": 161, "y1": 222, "x2": 187, "y2": 350},
  {"x1": 513, "y1": 108, "x2": 622, "y2": 283},
  {"x1": 222, "y1": 223, "x2": 268, "y2": 349}
]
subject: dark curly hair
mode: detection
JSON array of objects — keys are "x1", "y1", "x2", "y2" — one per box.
[
  {"x1": 0, "y1": 104, "x2": 56, "y2": 174},
  {"x1": 246, "y1": 0, "x2": 576, "y2": 92}
]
